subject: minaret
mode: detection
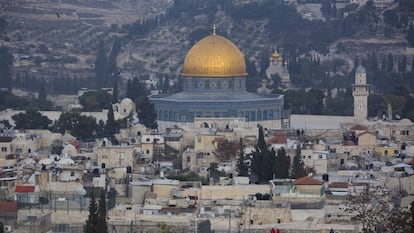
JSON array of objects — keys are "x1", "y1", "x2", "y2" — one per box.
[{"x1": 353, "y1": 65, "x2": 369, "y2": 122}]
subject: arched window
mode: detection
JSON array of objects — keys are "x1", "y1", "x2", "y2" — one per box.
[
  {"x1": 257, "y1": 111, "x2": 262, "y2": 121},
  {"x1": 263, "y1": 110, "x2": 268, "y2": 120}
]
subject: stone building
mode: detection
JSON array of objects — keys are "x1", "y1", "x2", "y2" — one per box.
[{"x1": 150, "y1": 28, "x2": 286, "y2": 131}]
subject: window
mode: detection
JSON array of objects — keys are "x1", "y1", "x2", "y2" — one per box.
[
  {"x1": 146, "y1": 138, "x2": 150, "y2": 142},
  {"x1": 70, "y1": 171, "x2": 75, "y2": 177},
  {"x1": 318, "y1": 154, "x2": 323, "y2": 159},
  {"x1": 187, "y1": 156, "x2": 191, "y2": 163},
  {"x1": 102, "y1": 155, "x2": 108, "y2": 159},
  {"x1": 401, "y1": 130, "x2": 409, "y2": 136},
  {"x1": 1, "y1": 147, "x2": 7, "y2": 152},
  {"x1": 146, "y1": 150, "x2": 150, "y2": 154}
]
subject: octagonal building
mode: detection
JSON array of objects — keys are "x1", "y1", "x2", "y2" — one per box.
[{"x1": 150, "y1": 30, "x2": 286, "y2": 131}]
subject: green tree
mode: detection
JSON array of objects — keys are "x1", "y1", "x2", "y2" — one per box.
[
  {"x1": 273, "y1": 147, "x2": 290, "y2": 179},
  {"x1": 126, "y1": 78, "x2": 149, "y2": 101},
  {"x1": 407, "y1": 23, "x2": 414, "y2": 47},
  {"x1": 38, "y1": 84, "x2": 47, "y2": 101},
  {"x1": 112, "y1": 75, "x2": 118, "y2": 104},
  {"x1": 250, "y1": 126, "x2": 274, "y2": 183},
  {"x1": 135, "y1": 96, "x2": 157, "y2": 129},
  {"x1": 236, "y1": 139, "x2": 249, "y2": 177},
  {"x1": 399, "y1": 55, "x2": 407, "y2": 73},
  {"x1": 79, "y1": 90, "x2": 112, "y2": 111},
  {"x1": 104, "y1": 106, "x2": 118, "y2": 141},
  {"x1": 85, "y1": 189, "x2": 98, "y2": 233},
  {"x1": 96, "y1": 189, "x2": 108, "y2": 233},
  {"x1": 95, "y1": 39, "x2": 107, "y2": 89},
  {"x1": 53, "y1": 112, "x2": 97, "y2": 140},
  {"x1": 0, "y1": 47, "x2": 13, "y2": 91},
  {"x1": 12, "y1": 110, "x2": 51, "y2": 129},
  {"x1": 291, "y1": 146, "x2": 306, "y2": 179},
  {"x1": 321, "y1": 0, "x2": 332, "y2": 19},
  {"x1": 387, "y1": 53, "x2": 394, "y2": 73},
  {"x1": 383, "y1": 10, "x2": 398, "y2": 27}
]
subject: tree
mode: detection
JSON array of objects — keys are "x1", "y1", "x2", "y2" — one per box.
[
  {"x1": 85, "y1": 189, "x2": 98, "y2": 233},
  {"x1": 250, "y1": 126, "x2": 274, "y2": 183},
  {"x1": 78, "y1": 90, "x2": 112, "y2": 111},
  {"x1": 214, "y1": 140, "x2": 240, "y2": 162},
  {"x1": 112, "y1": 74, "x2": 118, "y2": 104},
  {"x1": 0, "y1": 221, "x2": 4, "y2": 233},
  {"x1": 291, "y1": 146, "x2": 306, "y2": 179},
  {"x1": 236, "y1": 139, "x2": 249, "y2": 177},
  {"x1": 321, "y1": 0, "x2": 332, "y2": 19},
  {"x1": 383, "y1": 10, "x2": 398, "y2": 28},
  {"x1": 104, "y1": 106, "x2": 118, "y2": 141},
  {"x1": 38, "y1": 84, "x2": 47, "y2": 101},
  {"x1": 387, "y1": 53, "x2": 394, "y2": 73},
  {"x1": 135, "y1": 96, "x2": 157, "y2": 129},
  {"x1": 12, "y1": 110, "x2": 52, "y2": 129},
  {"x1": 407, "y1": 23, "x2": 414, "y2": 47},
  {"x1": 96, "y1": 189, "x2": 108, "y2": 233},
  {"x1": 53, "y1": 112, "x2": 97, "y2": 140},
  {"x1": 399, "y1": 55, "x2": 407, "y2": 73},
  {"x1": 0, "y1": 46, "x2": 13, "y2": 91},
  {"x1": 95, "y1": 39, "x2": 107, "y2": 89},
  {"x1": 342, "y1": 186, "x2": 412, "y2": 233},
  {"x1": 126, "y1": 78, "x2": 149, "y2": 101},
  {"x1": 273, "y1": 147, "x2": 290, "y2": 179}
]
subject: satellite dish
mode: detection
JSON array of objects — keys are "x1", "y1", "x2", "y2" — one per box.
[
  {"x1": 395, "y1": 114, "x2": 401, "y2": 120},
  {"x1": 171, "y1": 188, "x2": 181, "y2": 197},
  {"x1": 185, "y1": 196, "x2": 190, "y2": 202},
  {"x1": 0, "y1": 123, "x2": 4, "y2": 129}
]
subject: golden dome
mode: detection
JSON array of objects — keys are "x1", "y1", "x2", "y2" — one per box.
[
  {"x1": 182, "y1": 33, "x2": 247, "y2": 77},
  {"x1": 271, "y1": 50, "x2": 282, "y2": 62}
]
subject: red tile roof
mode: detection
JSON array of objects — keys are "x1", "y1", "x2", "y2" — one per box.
[
  {"x1": 295, "y1": 176, "x2": 323, "y2": 185},
  {"x1": 15, "y1": 185, "x2": 35, "y2": 193},
  {"x1": 329, "y1": 182, "x2": 348, "y2": 188}
]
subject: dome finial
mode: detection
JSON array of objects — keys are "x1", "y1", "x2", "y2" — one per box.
[{"x1": 213, "y1": 24, "x2": 216, "y2": 35}]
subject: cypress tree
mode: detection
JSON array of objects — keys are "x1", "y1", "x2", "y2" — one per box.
[
  {"x1": 387, "y1": 53, "x2": 394, "y2": 73},
  {"x1": 291, "y1": 146, "x2": 306, "y2": 179},
  {"x1": 0, "y1": 46, "x2": 13, "y2": 91},
  {"x1": 104, "y1": 106, "x2": 118, "y2": 140},
  {"x1": 95, "y1": 39, "x2": 107, "y2": 89},
  {"x1": 85, "y1": 189, "x2": 98, "y2": 233},
  {"x1": 112, "y1": 74, "x2": 118, "y2": 104},
  {"x1": 96, "y1": 189, "x2": 108, "y2": 233},
  {"x1": 236, "y1": 139, "x2": 249, "y2": 177},
  {"x1": 407, "y1": 23, "x2": 414, "y2": 47},
  {"x1": 273, "y1": 147, "x2": 290, "y2": 179}
]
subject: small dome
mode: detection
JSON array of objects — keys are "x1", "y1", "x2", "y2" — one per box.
[
  {"x1": 182, "y1": 33, "x2": 247, "y2": 78},
  {"x1": 356, "y1": 65, "x2": 366, "y2": 73},
  {"x1": 120, "y1": 98, "x2": 134, "y2": 105}
]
